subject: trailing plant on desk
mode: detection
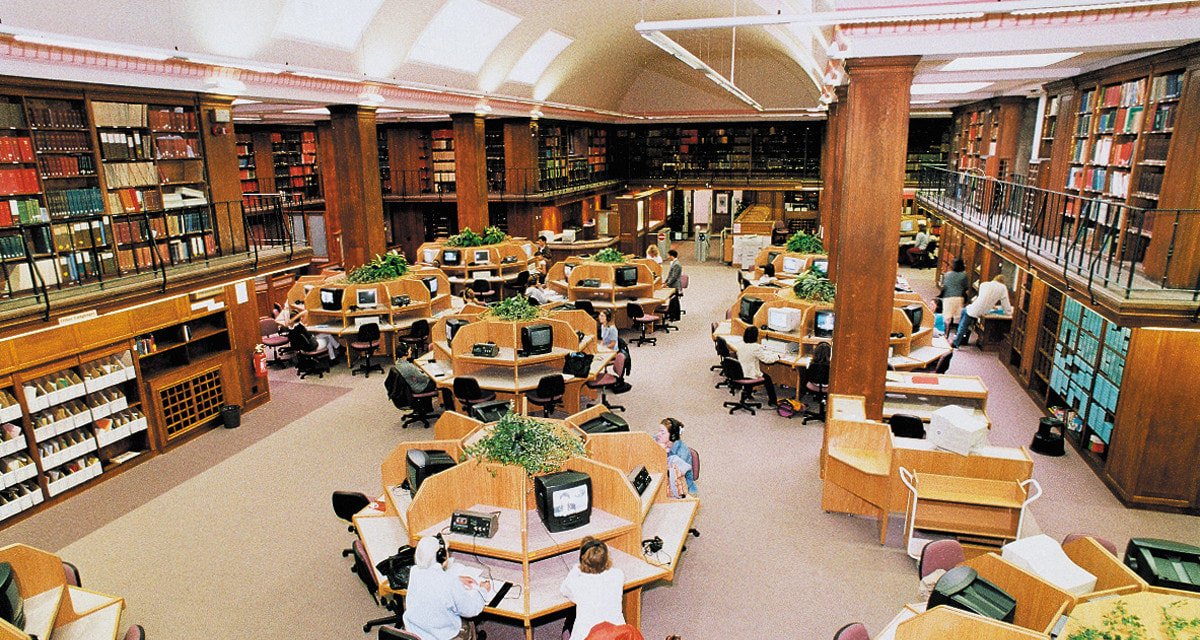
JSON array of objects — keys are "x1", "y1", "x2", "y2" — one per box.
[
  {"x1": 481, "y1": 225, "x2": 507, "y2": 245},
  {"x1": 785, "y1": 230, "x2": 826, "y2": 254},
  {"x1": 1066, "y1": 599, "x2": 1147, "y2": 640},
  {"x1": 446, "y1": 226, "x2": 508, "y2": 247},
  {"x1": 593, "y1": 247, "x2": 626, "y2": 263},
  {"x1": 487, "y1": 295, "x2": 542, "y2": 322},
  {"x1": 792, "y1": 267, "x2": 836, "y2": 303},
  {"x1": 1162, "y1": 600, "x2": 1200, "y2": 640},
  {"x1": 346, "y1": 251, "x2": 409, "y2": 284},
  {"x1": 464, "y1": 411, "x2": 585, "y2": 476}
]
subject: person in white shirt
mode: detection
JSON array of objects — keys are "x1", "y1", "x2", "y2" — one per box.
[
  {"x1": 403, "y1": 535, "x2": 489, "y2": 640},
  {"x1": 276, "y1": 300, "x2": 338, "y2": 361},
  {"x1": 755, "y1": 263, "x2": 779, "y2": 287},
  {"x1": 524, "y1": 274, "x2": 549, "y2": 305},
  {"x1": 952, "y1": 274, "x2": 1013, "y2": 348},
  {"x1": 560, "y1": 537, "x2": 625, "y2": 640},
  {"x1": 736, "y1": 326, "x2": 779, "y2": 406},
  {"x1": 645, "y1": 244, "x2": 663, "y2": 264},
  {"x1": 906, "y1": 222, "x2": 931, "y2": 264}
]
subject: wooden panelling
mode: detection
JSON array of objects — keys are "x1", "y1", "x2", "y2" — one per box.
[
  {"x1": 327, "y1": 105, "x2": 387, "y2": 269},
  {"x1": 315, "y1": 121, "x2": 343, "y2": 266},
  {"x1": 71, "y1": 311, "x2": 133, "y2": 351},
  {"x1": 1145, "y1": 64, "x2": 1200, "y2": 286},
  {"x1": 453, "y1": 114, "x2": 489, "y2": 232},
  {"x1": 199, "y1": 97, "x2": 245, "y2": 252},
  {"x1": 504, "y1": 120, "x2": 537, "y2": 195}
]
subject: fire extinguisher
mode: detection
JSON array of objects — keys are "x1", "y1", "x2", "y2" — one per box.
[{"x1": 254, "y1": 351, "x2": 268, "y2": 378}]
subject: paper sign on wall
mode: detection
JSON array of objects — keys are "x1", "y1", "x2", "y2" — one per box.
[{"x1": 235, "y1": 281, "x2": 249, "y2": 305}]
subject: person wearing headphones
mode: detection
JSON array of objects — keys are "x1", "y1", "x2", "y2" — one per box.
[
  {"x1": 403, "y1": 535, "x2": 490, "y2": 640},
  {"x1": 560, "y1": 536, "x2": 626, "y2": 640},
  {"x1": 654, "y1": 418, "x2": 697, "y2": 496},
  {"x1": 596, "y1": 309, "x2": 619, "y2": 351}
]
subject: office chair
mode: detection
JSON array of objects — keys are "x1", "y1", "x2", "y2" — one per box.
[
  {"x1": 918, "y1": 539, "x2": 965, "y2": 579},
  {"x1": 934, "y1": 349, "x2": 954, "y2": 374},
  {"x1": 399, "y1": 319, "x2": 430, "y2": 358},
  {"x1": 471, "y1": 278, "x2": 497, "y2": 303},
  {"x1": 832, "y1": 622, "x2": 870, "y2": 640},
  {"x1": 62, "y1": 561, "x2": 80, "y2": 587},
  {"x1": 712, "y1": 338, "x2": 732, "y2": 381},
  {"x1": 678, "y1": 274, "x2": 689, "y2": 314},
  {"x1": 586, "y1": 352, "x2": 626, "y2": 412},
  {"x1": 378, "y1": 627, "x2": 421, "y2": 640},
  {"x1": 681, "y1": 447, "x2": 701, "y2": 551},
  {"x1": 572, "y1": 299, "x2": 595, "y2": 317},
  {"x1": 658, "y1": 294, "x2": 681, "y2": 332},
  {"x1": 386, "y1": 368, "x2": 441, "y2": 429},
  {"x1": 350, "y1": 323, "x2": 384, "y2": 378},
  {"x1": 527, "y1": 374, "x2": 565, "y2": 417},
  {"x1": 889, "y1": 414, "x2": 926, "y2": 439},
  {"x1": 288, "y1": 326, "x2": 330, "y2": 379},
  {"x1": 332, "y1": 490, "x2": 372, "y2": 557},
  {"x1": 625, "y1": 302, "x2": 659, "y2": 347},
  {"x1": 123, "y1": 625, "x2": 146, "y2": 640},
  {"x1": 352, "y1": 540, "x2": 404, "y2": 633},
  {"x1": 504, "y1": 270, "x2": 530, "y2": 296},
  {"x1": 453, "y1": 377, "x2": 497, "y2": 413},
  {"x1": 259, "y1": 317, "x2": 292, "y2": 368},
  {"x1": 737, "y1": 270, "x2": 749, "y2": 291},
  {"x1": 908, "y1": 239, "x2": 938, "y2": 269},
  {"x1": 1063, "y1": 533, "x2": 1119, "y2": 556},
  {"x1": 720, "y1": 357, "x2": 764, "y2": 415},
  {"x1": 802, "y1": 344, "x2": 831, "y2": 424}
]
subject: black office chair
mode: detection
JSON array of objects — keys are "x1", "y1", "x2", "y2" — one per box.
[
  {"x1": 385, "y1": 366, "x2": 440, "y2": 429},
  {"x1": 350, "y1": 323, "x2": 384, "y2": 378},
  {"x1": 453, "y1": 377, "x2": 496, "y2": 413},
  {"x1": 332, "y1": 491, "x2": 372, "y2": 558},
  {"x1": 527, "y1": 374, "x2": 565, "y2": 417},
  {"x1": 712, "y1": 339, "x2": 733, "y2": 391},
  {"x1": 737, "y1": 270, "x2": 749, "y2": 291},
  {"x1": 352, "y1": 540, "x2": 404, "y2": 633},
  {"x1": 399, "y1": 319, "x2": 430, "y2": 358},
  {"x1": 658, "y1": 294, "x2": 681, "y2": 333},
  {"x1": 288, "y1": 326, "x2": 330, "y2": 379},
  {"x1": 934, "y1": 349, "x2": 954, "y2": 374},
  {"x1": 909, "y1": 239, "x2": 938, "y2": 268},
  {"x1": 572, "y1": 299, "x2": 595, "y2": 317},
  {"x1": 471, "y1": 278, "x2": 497, "y2": 303},
  {"x1": 802, "y1": 343, "x2": 831, "y2": 424},
  {"x1": 889, "y1": 413, "x2": 926, "y2": 439},
  {"x1": 504, "y1": 270, "x2": 530, "y2": 296},
  {"x1": 720, "y1": 357, "x2": 764, "y2": 415},
  {"x1": 625, "y1": 302, "x2": 658, "y2": 347},
  {"x1": 378, "y1": 627, "x2": 421, "y2": 640}
]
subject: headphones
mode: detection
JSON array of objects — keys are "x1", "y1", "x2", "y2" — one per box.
[
  {"x1": 580, "y1": 538, "x2": 605, "y2": 557},
  {"x1": 642, "y1": 536, "x2": 663, "y2": 554},
  {"x1": 435, "y1": 533, "x2": 448, "y2": 567}
]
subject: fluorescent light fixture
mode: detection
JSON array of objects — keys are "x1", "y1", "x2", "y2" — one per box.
[
  {"x1": 181, "y1": 55, "x2": 283, "y2": 74},
  {"x1": 940, "y1": 52, "x2": 1080, "y2": 71},
  {"x1": 910, "y1": 100, "x2": 941, "y2": 104},
  {"x1": 232, "y1": 116, "x2": 263, "y2": 121},
  {"x1": 273, "y1": 0, "x2": 385, "y2": 51},
  {"x1": 911, "y1": 82, "x2": 993, "y2": 95},
  {"x1": 641, "y1": 30, "x2": 762, "y2": 110},
  {"x1": 12, "y1": 34, "x2": 171, "y2": 61},
  {"x1": 408, "y1": 0, "x2": 521, "y2": 74},
  {"x1": 1011, "y1": 0, "x2": 1192, "y2": 14},
  {"x1": 406, "y1": 114, "x2": 452, "y2": 119},
  {"x1": 283, "y1": 107, "x2": 332, "y2": 115},
  {"x1": 231, "y1": 99, "x2": 261, "y2": 106},
  {"x1": 474, "y1": 101, "x2": 493, "y2": 116},
  {"x1": 530, "y1": 108, "x2": 544, "y2": 119},
  {"x1": 509, "y1": 30, "x2": 574, "y2": 85},
  {"x1": 377, "y1": 108, "x2": 403, "y2": 114}
]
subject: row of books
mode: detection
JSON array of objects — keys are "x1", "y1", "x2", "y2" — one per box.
[
  {"x1": 1108, "y1": 171, "x2": 1130, "y2": 198},
  {"x1": 1111, "y1": 140, "x2": 1136, "y2": 167},
  {"x1": 45, "y1": 188, "x2": 103, "y2": 218},
  {"x1": 1075, "y1": 113, "x2": 1092, "y2": 136},
  {"x1": 165, "y1": 210, "x2": 211, "y2": 235},
  {"x1": 154, "y1": 135, "x2": 199, "y2": 160},
  {"x1": 91, "y1": 102, "x2": 148, "y2": 129},
  {"x1": 105, "y1": 188, "x2": 163, "y2": 214},
  {"x1": 1101, "y1": 79, "x2": 1146, "y2": 108},
  {"x1": 51, "y1": 220, "x2": 108, "y2": 252},
  {"x1": 99, "y1": 131, "x2": 153, "y2": 161},
  {"x1": 38, "y1": 155, "x2": 95, "y2": 178},
  {"x1": 0, "y1": 199, "x2": 45, "y2": 226},
  {"x1": 113, "y1": 217, "x2": 165, "y2": 245},
  {"x1": 58, "y1": 251, "x2": 113, "y2": 283},
  {"x1": 1067, "y1": 166, "x2": 1107, "y2": 192},
  {"x1": 0, "y1": 103, "x2": 26, "y2": 129},
  {"x1": 147, "y1": 109, "x2": 196, "y2": 132},
  {"x1": 0, "y1": 137, "x2": 34, "y2": 163},
  {"x1": 0, "y1": 235, "x2": 24, "y2": 259},
  {"x1": 1150, "y1": 72, "x2": 1184, "y2": 101},
  {"x1": 27, "y1": 103, "x2": 86, "y2": 129},
  {"x1": 33, "y1": 131, "x2": 91, "y2": 153},
  {"x1": 0, "y1": 169, "x2": 40, "y2": 196},
  {"x1": 1136, "y1": 169, "x2": 1164, "y2": 196},
  {"x1": 161, "y1": 187, "x2": 207, "y2": 210},
  {"x1": 1150, "y1": 103, "x2": 1176, "y2": 131},
  {"x1": 1142, "y1": 135, "x2": 1171, "y2": 162},
  {"x1": 103, "y1": 162, "x2": 158, "y2": 189},
  {"x1": 167, "y1": 234, "x2": 216, "y2": 262}
]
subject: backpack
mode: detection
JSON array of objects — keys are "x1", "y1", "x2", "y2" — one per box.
[
  {"x1": 375, "y1": 545, "x2": 417, "y2": 590},
  {"x1": 776, "y1": 398, "x2": 804, "y2": 418}
]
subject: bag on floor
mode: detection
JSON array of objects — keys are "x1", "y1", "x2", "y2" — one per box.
[
  {"x1": 776, "y1": 398, "x2": 804, "y2": 418},
  {"x1": 376, "y1": 545, "x2": 417, "y2": 590}
]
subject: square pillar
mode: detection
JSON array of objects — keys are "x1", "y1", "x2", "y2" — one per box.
[
  {"x1": 453, "y1": 114, "x2": 490, "y2": 232},
  {"x1": 326, "y1": 105, "x2": 386, "y2": 268}
]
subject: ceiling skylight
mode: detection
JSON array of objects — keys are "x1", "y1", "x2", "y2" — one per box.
[
  {"x1": 911, "y1": 82, "x2": 993, "y2": 95},
  {"x1": 273, "y1": 0, "x2": 384, "y2": 51},
  {"x1": 408, "y1": 0, "x2": 522, "y2": 74},
  {"x1": 940, "y1": 53, "x2": 1080, "y2": 72},
  {"x1": 508, "y1": 30, "x2": 574, "y2": 85}
]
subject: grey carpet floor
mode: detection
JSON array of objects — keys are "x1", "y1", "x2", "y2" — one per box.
[{"x1": 7, "y1": 258, "x2": 1198, "y2": 640}]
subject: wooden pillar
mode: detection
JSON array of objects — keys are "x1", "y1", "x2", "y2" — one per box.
[
  {"x1": 250, "y1": 130, "x2": 276, "y2": 194},
  {"x1": 325, "y1": 106, "x2": 386, "y2": 269},
  {"x1": 821, "y1": 86, "x2": 849, "y2": 277},
  {"x1": 453, "y1": 114, "x2": 489, "y2": 232},
  {"x1": 198, "y1": 97, "x2": 245, "y2": 253},
  {"x1": 829, "y1": 56, "x2": 918, "y2": 419},
  {"x1": 504, "y1": 119, "x2": 537, "y2": 195}
]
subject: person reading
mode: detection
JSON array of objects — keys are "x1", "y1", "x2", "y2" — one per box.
[
  {"x1": 404, "y1": 535, "x2": 489, "y2": 640},
  {"x1": 560, "y1": 537, "x2": 625, "y2": 640}
]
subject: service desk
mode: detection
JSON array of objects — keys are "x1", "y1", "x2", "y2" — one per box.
[{"x1": 545, "y1": 236, "x2": 619, "y2": 264}]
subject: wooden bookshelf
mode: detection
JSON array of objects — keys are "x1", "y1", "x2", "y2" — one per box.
[
  {"x1": 236, "y1": 132, "x2": 258, "y2": 206},
  {"x1": 270, "y1": 129, "x2": 321, "y2": 200},
  {"x1": 614, "y1": 123, "x2": 820, "y2": 180},
  {"x1": 377, "y1": 127, "x2": 391, "y2": 195},
  {"x1": 431, "y1": 128, "x2": 455, "y2": 193},
  {"x1": 905, "y1": 118, "x2": 951, "y2": 184}
]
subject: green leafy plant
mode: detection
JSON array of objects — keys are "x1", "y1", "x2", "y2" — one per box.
[
  {"x1": 481, "y1": 225, "x2": 507, "y2": 245},
  {"x1": 346, "y1": 251, "x2": 409, "y2": 284},
  {"x1": 487, "y1": 295, "x2": 542, "y2": 322},
  {"x1": 1163, "y1": 600, "x2": 1200, "y2": 640},
  {"x1": 792, "y1": 267, "x2": 836, "y2": 302},
  {"x1": 464, "y1": 411, "x2": 585, "y2": 476},
  {"x1": 786, "y1": 231, "x2": 826, "y2": 254},
  {"x1": 445, "y1": 228, "x2": 484, "y2": 247},
  {"x1": 1067, "y1": 599, "x2": 1147, "y2": 640},
  {"x1": 593, "y1": 247, "x2": 626, "y2": 263}
]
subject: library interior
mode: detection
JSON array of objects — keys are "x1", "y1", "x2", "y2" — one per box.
[{"x1": 0, "y1": 1, "x2": 1196, "y2": 639}]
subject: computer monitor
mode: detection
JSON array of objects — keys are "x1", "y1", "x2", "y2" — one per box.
[
  {"x1": 900, "y1": 219, "x2": 916, "y2": 233},
  {"x1": 521, "y1": 323, "x2": 554, "y2": 356},
  {"x1": 445, "y1": 318, "x2": 470, "y2": 346},
  {"x1": 579, "y1": 411, "x2": 629, "y2": 434},
  {"x1": 781, "y1": 256, "x2": 804, "y2": 275},
  {"x1": 423, "y1": 248, "x2": 440, "y2": 264},
  {"x1": 1124, "y1": 538, "x2": 1200, "y2": 592},
  {"x1": 0, "y1": 562, "x2": 24, "y2": 630},
  {"x1": 474, "y1": 249, "x2": 491, "y2": 265},
  {"x1": 356, "y1": 288, "x2": 378, "y2": 309},
  {"x1": 814, "y1": 310, "x2": 835, "y2": 338},
  {"x1": 563, "y1": 265, "x2": 574, "y2": 279},
  {"x1": 739, "y1": 296, "x2": 764, "y2": 324},
  {"x1": 902, "y1": 303, "x2": 925, "y2": 332},
  {"x1": 469, "y1": 399, "x2": 512, "y2": 423},
  {"x1": 319, "y1": 287, "x2": 344, "y2": 311},
  {"x1": 767, "y1": 307, "x2": 803, "y2": 333},
  {"x1": 766, "y1": 251, "x2": 781, "y2": 266},
  {"x1": 810, "y1": 260, "x2": 828, "y2": 276},
  {"x1": 928, "y1": 566, "x2": 1017, "y2": 623},
  {"x1": 406, "y1": 449, "x2": 456, "y2": 497},
  {"x1": 474, "y1": 270, "x2": 493, "y2": 279},
  {"x1": 614, "y1": 266, "x2": 639, "y2": 287},
  {"x1": 421, "y1": 277, "x2": 438, "y2": 295},
  {"x1": 441, "y1": 249, "x2": 461, "y2": 266},
  {"x1": 535, "y1": 470, "x2": 592, "y2": 533}
]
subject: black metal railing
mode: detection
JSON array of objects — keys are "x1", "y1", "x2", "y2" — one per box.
[
  {"x1": 917, "y1": 166, "x2": 1200, "y2": 300},
  {"x1": 0, "y1": 194, "x2": 306, "y2": 317}
]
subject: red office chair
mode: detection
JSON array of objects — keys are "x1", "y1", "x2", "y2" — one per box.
[
  {"x1": 259, "y1": 317, "x2": 291, "y2": 367},
  {"x1": 471, "y1": 278, "x2": 497, "y2": 303},
  {"x1": 719, "y1": 357, "x2": 764, "y2": 415},
  {"x1": 918, "y1": 539, "x2": 965, "y2": 579},
  {"x1": 586, "y1": 352, "x2": 626, "y2": 412},
  {"x1": 832, "y1": 623, "x2": 870, "y2": 640},
  {"x1": 352, "y1": 540, "x2": 404, "y2": 633},
  {"x1": 123, "y1": 625, "x2": 146, "y2": 640},
  {"x1": 62, "y1": 561, "x2": 80, "y2": 587},
  {"x1": 625, "y1": 302, "x2": 659, "y2": 347},
  {"x1": 1063, "y1": 533, "x2": 1119, "y2": 556},
  {"x1": 678, "y1": 274, "x2": 689, "y2": 314}
]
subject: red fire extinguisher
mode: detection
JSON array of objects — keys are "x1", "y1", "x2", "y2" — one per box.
[{"x1": 254, "y1": 351, "x2": 268, "y2": 378}]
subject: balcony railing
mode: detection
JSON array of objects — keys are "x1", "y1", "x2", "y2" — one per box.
[
  {"x1": 0, "y1": 194, "x2": 307, "y2": 319},
  {"x1": 916, "y1": 166, "x2": 1200, "y2": 300}
]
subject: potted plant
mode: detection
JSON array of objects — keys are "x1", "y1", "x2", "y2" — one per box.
[
  {"x1": 463, "y1": 411, "x2": 585, "y2": 476},
  {"x1": 792, "y1": 267, "x2": 836, "y2": 303},
  {"x1": 593, "y1": 247, "x2": 625, "y2": 264},
  {"x1": 446, "y1": 226, "x2": 508, "y2": 247},
  {"x1": 346, "y1": 251, "x2": 409, "y2": 284},
  {"x1": 487, "y1": 295, "x2": 542, "y2": 322},
  {"x1": 786, "y1": 231, "x2": 826, "y2": 254}
]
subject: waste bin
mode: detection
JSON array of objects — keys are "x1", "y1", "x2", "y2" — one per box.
[
  {"x1": 1030, "y1": 417, "x2": 1064, "y2": 456},
  {"x1": 220, "y1": 404, "x2": 242, "y2": 429}
]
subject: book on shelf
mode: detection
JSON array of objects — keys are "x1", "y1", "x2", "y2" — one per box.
[
  {"x1": 0, "y1": 103, "x2": 26, "y2": 129},
  {"x1": 1111, "y1": 140, "x2": 1136, "y2": 167},
  {"x1": 99, "y1": 131, "x2": 152, "y2": 161},
  {"x1": 1149, "y1": 72, "x2": 1183, "y2": 101},
  {"x1": 106, "y1": 187, "x2": 163, "y2": 214},
  {"x1": 1142, "y1": 135, "x2": 1171, "y2": 162},
  {"x1": 0, "y1": 137, "x2": 35, "y2": 163},
  {"x1": 1151, "y1": 103, "x2": 1176, "y2": 131},
  {"x1": 154, "y1": 135, "x2": 199, "y2": 160},
  {"x1": 45, "y1": 187, "x2": 103, "y2": 218},
  {"x1": 26, "y1": 102, "x2": 85, "y2": 129},
  {"x1": 33, "y1": 131, "x2": 92, "y2": 153},
  {"x1": 1120, "y1": 106, "x2": 1144, "y2": 134},
  {"x1": 91, "y1": 102, "x2": 148, "y2": 128},
  {"x1": 1136, "y1": 169, "x2": 1164, "y2": 196},
  {"x1": 0, "y1": 198, "x2": 43, "y2": 226},
  {"x1": 0, "y1": 168, "x2": 40, "y2": 196},
  {"x1": 103, "y1": 162, "x2": 157, "y2": 189},
  {"x1": 1108, "y1": 171, "x2": 1130, "y2": 198},
  {"x1": 38, "y1": 154, "x2": 94, "y2": 178},
  {"x1": 147, "y1": 108, "x2": 196, "y2": 131},
  {"x1": 1091, "y1": 137, "x2": 1112, "y2": 164}
]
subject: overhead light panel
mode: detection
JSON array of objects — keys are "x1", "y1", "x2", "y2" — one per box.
[
  {"x1": 358, "y1": 91, "x2": 386, "y2": 105},
  {"x1": 1011, "y1": 0, "x2": 1193, "y2": 14},
  {"x1": 12, "y1": 34, "x2": 171, "y2": 61},
  {"x1": 232, "y1": 116, "x2": 263, "y2": 122},
  {"x1": 283, "y1": 107, "x2": 332, "y2": 115},
  {"x1": 408, "y1": 0, "x2": 521, "y2": 74},
  {"x1": 231, "y1": 99, "x2": 262, "y2": 106},
  {"x1": 474, "y1": 101, "x2": 493, "y2": 116},
  {"x1": 911, "y1": 82, "x2": 993, "y2": 95},
  {"x1": 940, "y1": 52, "x2": 1081, "y2": 71},
  {"x1": 273, "y1": 0, "x2": 385, "y2": 51},
  {"x1": 509, "y1": 30, "x2": 574, "y2": 85},
  {"x1": 203, "y1": 78, "x2": 247, "y2": 95}
]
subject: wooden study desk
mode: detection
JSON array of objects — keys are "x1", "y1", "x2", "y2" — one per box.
[
  {"x1": 883, "y1": 372, "x2": 989, "y2": 426},
  {"x1": 972, "y1": 311, "x2": 1013, "y2": 350},
  {"x1": 886, "y1": 605, "x2": 1050, "y2": 640},
  {"x1": 546, "y1": 259, "x2": 672, "y2": 329},
  {"x1": 416, "y1": 239, "x2": 537, "y2": 298},
  {"x1": 0, "y1": 544, "x2": 126, "y2": 640},
  {"x1": 1061, "y1": 591, "x2": 1200, "y2": 638}
]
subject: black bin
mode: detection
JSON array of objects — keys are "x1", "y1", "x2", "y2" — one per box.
[{"x1": 220, "y1": 404, "x2": 242, "y2": 429}]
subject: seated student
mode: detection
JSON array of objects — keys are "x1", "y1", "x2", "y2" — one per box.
[
  {"x1": 655, "y1": 417, "x2": 697, "y2": 497},
  {"x1": 645, "y1": 244, "x2": 663, "y2": 264},
  {"x1": 392, "y1": 343, "x2": 434, "y2": 392},
  {"x1": 404, "y1": 535, "x2": 490, "y2": 640},
  {"x1": 736, "y1": 327, "x2": 779, "y2": 407},
  {"x1": 560, "y1": 537, "x2": 626, "y2": 640},
  {"x1": 461, "y1": 287, "x2": 479, "y2": 305},
  {"x1": 277, "y1": 300, "x2": 338, "y2": 362},
  {"x1": 596, "y1": 309, "x2": 619, "y2": 351},
  {"x1": 524, "y1": 274, "x2": 548, "y2": 305},
  {"x1": 755, "y1": 263, "x2": 779, "y2": 286}
]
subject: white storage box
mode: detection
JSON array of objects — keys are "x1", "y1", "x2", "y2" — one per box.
[
  {"x1": 0, "y1": 404, "x2": 21, "y2": 423},
  {"x1": 928, "y1": 405, "x2": 989, "y2": 456},
  {"x1": 1002, "y1": 534, "x2": 1097, "y2": 597}
]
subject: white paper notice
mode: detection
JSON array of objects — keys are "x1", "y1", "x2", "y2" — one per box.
[{"x1": 235, "y1": 281, "x2": 249, "y2": 305}]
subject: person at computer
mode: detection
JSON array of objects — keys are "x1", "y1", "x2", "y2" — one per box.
[
  {"x1": 275, "y1": 299, "x2": 339, "y2": 362},
  {"x1": 906, "y1": 221, "x2": 931, "y2": 265},
  {"x1": 939, "y1": 258, "x2": 968, "y2": 330},
  {"x1": 535, "y1": 235, "x2": 552, "y2": 261},
  {"x1": 655, "y1": 417, "x2": 697, "y2": 496},
  {"x1": 404, "y1": 535, "x2": 490, "y2": 640},
  {"x1": 736, "y1": 327, "x2": 779, "y2": 407},
  {"x1": 560, "y1": 537, "x2": 626, "y2": 640},
  {"x1": 755, "y1": 263, "x2": 779, "y2": 287},
  {"x1": 596, "y1": 309, "x2": 619, "y2": 351},
  {"x1": 391, "y1": 343, "x2": 434, "y2": 390},
  {"x1": 525, "y1": 274, "x2": 551, "y2": 305},
  {"x1": 645, "y1": 244, "x2": 663, "y2": 264},
  {"x1": 951, "y1": 273, "x2": 1012, "y2": 349},
  {"x1": 664, "y1": 249, "x2": 683, "y2": 294}
]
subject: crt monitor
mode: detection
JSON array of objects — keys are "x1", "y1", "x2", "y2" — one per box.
[
  {"x1": 421, "y1": 277, "x2": 439, "y2": 295},
  {"x1": 814, "y1": 310, "x2": 835, "y2": 338},
  {"x1": 929, "y1": 566, "x2": 1017, "y2": 623},
  {"x1": 470, "y1": 400, "x2": 512, "y2": 423},
  {"x1": 781, "y1": 256, "x2": 804, "y2": 274},
  {"x1": 521, "y1": 323, "x2": 554, "y2": 356},
  {"x1": 535, "y1": 470, "x2": 592, "y2": 533},
  {"x1": 422, "y1": 248, "x2": 440, "y2": 264},
  {"x1": 900, "y1": 219, "x2": 916, "y2": 233},
  {"x1": 579, "y1": 411, "x2": 629, "y2": 434},
  {"x1": 445, "y1": 318, "x2": 471, "y2": 346},
  {"x1": 564, "y1": 265, "x2": 574, "y2": 279},
  {"x1": 902, "y1": 303, "x2": 924, "y2": 332},
  {"x1": 319, "y1": 287, "x2": 344, "y2": 311},
  {"x1": 614, "y1": 266, "x2": 639, "y2": 287},
  {"x1": 739, "y1": 296, "x2": 764, "y2": 324},
  {"x1": 356, "y1": 288, "x2": 378, "y2": 309},
  {"x1": 1124, "y1": 538, "x2": 1200, "y2": 592},
  {"x1": 474, "y1": 249, "x2": 491, "y2": 264},
  {"x1": 441, "y1": 250, "x2": 461, "y2": 266},
  {"x1": 767, "y1": 307, "x2": 803, "y2": 333},
  {"x1": 810, "y1": 260, "x2": 828, "y2": 276},
  {"x1": 0, "y1": 562, "x2": 24, "y2": 630},
  {"x1": 406, "y1": 449, "x2": 456, "y2": 497},
  {"x1": 766, "y1": 251, "x2": 781, "y2": 266}
]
